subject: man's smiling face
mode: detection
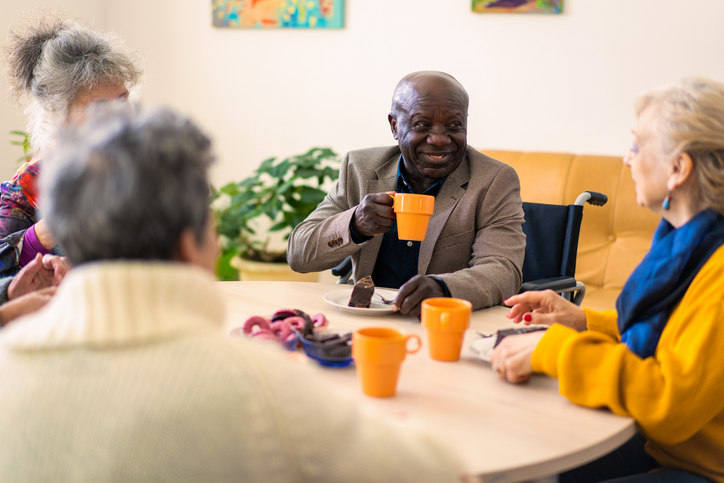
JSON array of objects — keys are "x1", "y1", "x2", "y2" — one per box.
[{"x1": 389, "y1": 74, "x2": 468, "y2": 191}]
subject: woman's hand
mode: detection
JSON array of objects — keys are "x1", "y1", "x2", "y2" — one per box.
[
  {"x1": 8, "y1": 253, "x2": 70, "y2": 300},
  {"x1": 490, "y1": 331, "x2": 546, "y2": 384},
  {"x1": 505, "y1": 290, "x2": 587, "y2": 332},
  {"x1": 0, "y1": 286, "x2": 56, "y2": 326}
]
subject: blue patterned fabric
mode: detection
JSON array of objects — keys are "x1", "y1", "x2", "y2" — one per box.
[{"x1": 617, "y1": 209, "x2": 724, "y2": 358}]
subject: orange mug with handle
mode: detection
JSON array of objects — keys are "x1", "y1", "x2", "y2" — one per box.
[
  {"x1": 393, "y1": 193, "x2": 435, "y2": 241},
  {"x1": 352, "y1": 327, "x2": 422, "y2": 397},
  {"x1": 421, "y1": 298, "x2": 472, "y2": 361}
]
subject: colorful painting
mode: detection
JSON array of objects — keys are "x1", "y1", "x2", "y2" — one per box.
[
  {"x1": 472, "y1": 0, "x2": 562, "y2": 14},
  {"x1": 213, "y1": 0, "x2": 344, "y2": 29}
]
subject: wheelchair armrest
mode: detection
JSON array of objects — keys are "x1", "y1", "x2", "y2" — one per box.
[
  {"x1": 520, "y1": 276, "x2": 577, "y2": 293},
  {"x1": 331, "y1": 256, "x2": 353, "y2": 277}
]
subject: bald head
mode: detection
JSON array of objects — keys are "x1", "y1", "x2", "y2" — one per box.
[
  {"x1": 387, "y1": 71, "x2": 469, "y2": 192},
  {"x1": 391, "y1": 71, "x2": 469, "y2": 117}
]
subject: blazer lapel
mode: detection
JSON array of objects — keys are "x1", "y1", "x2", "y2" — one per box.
[{"x1": 418, "y1": 155, "x2": 469, "y2": 275}]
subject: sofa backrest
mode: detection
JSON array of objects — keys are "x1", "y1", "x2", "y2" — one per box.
[{"x1": 483, "y1": 150, "x2": 660, "y2": 311}]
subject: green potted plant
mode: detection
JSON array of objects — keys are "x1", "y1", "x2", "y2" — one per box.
[
  {"x1": 10, "y1": 130, "x2": 32, "y2": 164},
  {"x1": 212, "y1": 147, "x2": 340, "y2": 281}
]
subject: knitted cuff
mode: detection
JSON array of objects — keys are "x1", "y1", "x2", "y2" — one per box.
[
  {"x1": 19, "y1": 225, "x2": 52, "y2": 267},
  {"x1": 531, "y1": 323, "x2": 578, "y2": 379},
  {"x1": 584, "y1": 308, "x2": 621, "y2": 341}
]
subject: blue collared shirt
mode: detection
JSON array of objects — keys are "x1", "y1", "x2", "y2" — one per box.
[{"x1": 350, "y1": 157, "x2": 450, "y2": 295}]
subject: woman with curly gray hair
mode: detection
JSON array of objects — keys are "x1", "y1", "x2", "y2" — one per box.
[{"x1": 0, "y1": 13, "x2": 141, "y2": 277}]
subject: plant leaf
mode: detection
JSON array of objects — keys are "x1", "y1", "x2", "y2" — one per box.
[
  {"x1": 269, "y1": 159, "x2": 291, "y2": 179},
  {"x1": 219, "y1": 182, "x2": 240, "y2": 196},
  {"x1": 210, "y1": 147, "x2": 340, "y2": 261},
  {"x1": 255, "y1": 157, "x2": 277, "y2": 175},
  {"x1": 238, "y1": 176, "x2": 260, "y2": 188},
  {"x1": 299, "y1": 186, "x2": 326, "y2": 205},
  {"x1": 216, "y1": 248, "x2": 239, "y2": 281},
  {"x1": 268, "y1": 219, "x2": 290, "y2": 232}
]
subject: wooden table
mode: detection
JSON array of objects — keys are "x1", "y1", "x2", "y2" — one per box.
[{"x1": 218, "y1": 281, "x2": 635, "y2": 483}]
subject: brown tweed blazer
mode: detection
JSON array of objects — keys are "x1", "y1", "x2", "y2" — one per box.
[{"x1": 287, "y1": 145, "x2": 525, "y2": 310}]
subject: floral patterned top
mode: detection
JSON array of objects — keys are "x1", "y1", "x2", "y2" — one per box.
[{"x1": 0, "y1": 157, "x2": 43, "y2": 277}]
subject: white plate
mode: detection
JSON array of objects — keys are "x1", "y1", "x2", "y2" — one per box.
[
  {"x1": 470, "y1": 337, "x2": 496, "y2": 362},
  {"x1": 323, "y1": 288, "x2": 399, "y2": 315}
]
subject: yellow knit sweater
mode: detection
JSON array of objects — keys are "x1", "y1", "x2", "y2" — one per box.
[{"x1": 531, "y1": 245, "x2": 724, "y2": 482}]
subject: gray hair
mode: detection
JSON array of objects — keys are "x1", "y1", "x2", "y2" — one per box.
[
  {"x1": 41, "y1": 104, "x2": 215, "y2": 266},
  {"x1": 4, "y1": 13, "x2": 142, "y2": 153},
  {"x1": 635, "y1": 77, "x2": 724, "y2": 215}
]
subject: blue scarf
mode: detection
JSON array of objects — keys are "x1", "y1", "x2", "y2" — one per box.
[{"x1": 617, "y1": 209, "x2": 724, "y2": 359}]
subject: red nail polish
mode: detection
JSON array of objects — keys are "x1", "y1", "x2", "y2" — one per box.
[{"x1": 523, "y1": 313, "x2": 532, "y2": 323}]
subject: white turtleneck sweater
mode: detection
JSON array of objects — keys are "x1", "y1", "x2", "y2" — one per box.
[{"x1": 0, "y1": 262, "x2": 460, "y2": 482}]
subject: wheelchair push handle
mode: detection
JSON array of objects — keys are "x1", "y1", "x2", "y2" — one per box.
[{"x1": 575, "y1": 191, "x2": 608, "y2": 207}]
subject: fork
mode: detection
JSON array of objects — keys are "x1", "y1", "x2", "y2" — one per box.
[{"x1": 374, "y1": 292, "x2": 394, "y2": 305}]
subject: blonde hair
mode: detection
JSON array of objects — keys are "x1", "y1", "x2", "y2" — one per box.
[
  {"x1": 635, "y1": 77, "x2": 724, "y2": 215},
  {"x1": 4, "y1": 12, "x2": 142, "y2": 154}
]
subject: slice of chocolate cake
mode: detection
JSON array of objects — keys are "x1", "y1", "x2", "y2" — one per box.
[{"x1": 349, "y1": 276, "x2": 375, "y2": 308}]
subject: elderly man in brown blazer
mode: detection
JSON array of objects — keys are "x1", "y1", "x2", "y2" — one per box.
[{"x1": 288, "y1": 71, "x2": 525, "y2": 317}]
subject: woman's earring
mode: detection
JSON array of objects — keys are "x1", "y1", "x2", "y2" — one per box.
[{"x1": 662, "y1": 192, "x2": 672, "y2": 210}]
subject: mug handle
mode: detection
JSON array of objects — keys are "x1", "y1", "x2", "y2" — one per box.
[{"x1": 405, "y1": 334, "x2": 422, "y2": 354}]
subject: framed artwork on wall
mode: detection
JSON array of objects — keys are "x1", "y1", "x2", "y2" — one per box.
[
  {"x1": 213, "y1": 0, "x2": 344, "y2": 29},
  {"x1": 472, "y1": 0, "x2": 562, "y2": 14}
]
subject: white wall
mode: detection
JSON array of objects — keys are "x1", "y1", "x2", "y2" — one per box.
[{"x1": 3, "y1": 0, "x2": 724, "y2": 186}]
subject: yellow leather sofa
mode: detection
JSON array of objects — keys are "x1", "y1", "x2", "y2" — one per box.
[{"x1": 483, "y1": 150, "x2": 660, "y2": 312}]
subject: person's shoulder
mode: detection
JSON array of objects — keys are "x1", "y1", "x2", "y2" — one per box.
[
  {"x1": 202, "y1": 333, "x2": 307, "y2": 378},
  {"x1": 466, "y1": 146, "x2": 510, "y2": 169},
  {"x1": 696, "y1": 243, "x2": 724, "y2": 281},
  {"x1": 346, "y1": 145, "x2": 400, "y2": 162},
  {"x1": 2, "y1": 156, "x2": 43, "y2": 208},
  {"x1": 343, "y1": 146, "x2": 400, "y2": 178},
  {"x1": 10, "y1": 155, "x2": 43, "y2": 182},
  {"x1": 205, "y1": 334, "x2": 354, "y2": 408},
  {"x1": 675, "y1": 242, "x2": 724, "y2": 325},
  {"x1": 465, "y1": 146, "x2": 519, "y2": 182},
  {"x1": 681, "y1": 242, "x2": 724, "y2": 309}
]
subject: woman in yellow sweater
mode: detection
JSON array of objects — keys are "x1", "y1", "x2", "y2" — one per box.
[{"x1": 492, "y1": 77, "x2": 724, "y2": 483}]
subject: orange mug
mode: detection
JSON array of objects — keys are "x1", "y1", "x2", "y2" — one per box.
[
  {"x1": 393, "y1": 193, "x2": 435, "y2": 241},
  {"x1": 421, "y1": 298, "x2": 472, "y2": 361},
  {"x1": 352, "y1": 327, "x2": 422, "y2": 397}
]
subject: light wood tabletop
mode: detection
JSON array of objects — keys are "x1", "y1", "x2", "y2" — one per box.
[{"x1": 217, "y1": 281, "x2": 635, "y2": 483}]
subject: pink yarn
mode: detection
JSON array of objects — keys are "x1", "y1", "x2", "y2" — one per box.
[
  {"x1": 312, "y1": 313, "x2": 328, "y2": 328},
  {"x1": 270, "y1": 320, "x2": 293, "y2": 339},
  {"x1": 252, "y1": 331, "x2": 278, "y2": 342},
  {"x1": 243, "y1": 316, "x2": 271, "y2": 335},
  {"x1": 236, "y1": 309, "x2": 331, "y2": 350},
  {"x1": 282, "y1": 316, "x2": 306, "y2": 332}
]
